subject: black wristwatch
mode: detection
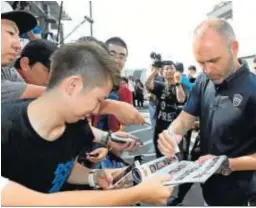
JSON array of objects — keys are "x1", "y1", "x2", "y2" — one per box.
[
  {"x1": 220, "y1": 156, "x2": 232, "y2": 176},
  {"x1": 175, "y1": 82, "x2": 181, "y2": 87}
]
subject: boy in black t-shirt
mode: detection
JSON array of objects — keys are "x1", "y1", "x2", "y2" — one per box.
[
  {"x1": 2, "y1": 42, "x2": 173, "y2": 205},
  {"x1": 146, "y1": 62, "x2": 186, "y2": 157}
]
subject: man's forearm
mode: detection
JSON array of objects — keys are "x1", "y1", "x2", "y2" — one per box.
[
  {"x1": 175, "y1": 85, "x2": 186, "y2": 103},
  {"x1": 2, "y1": 180, "x2": 143, "y2": 206},
  {"x1": 98, "y1": 99, "x2": 119, "y2": 115},
  {"x1": 169, "y1": 112, "x2": 195, "y2": 137},
  {"x1": 91, "y1": 126, "x2": 105, "y2": 144},
  {"x1": 67, "y1": 161, "x2": 90, "y2": 185},
  {"x1": 67, "y1": 160, "x2": 124, "y2": 185},
  {"x1": 229, "y1": 153, "x2": 256, "y2": 172},
  {"x1": 48, "y1": 186, "x2": 142, "y2": 206},
  {"x1": 145, "y1": 72, "x2": 156, "y2": 91},
  {"x1": 169, "y1": 120, "x2": 188, "y2": 139},
  {"x1": 20, "y1": 85, "x2": 45, "y2": 99}
]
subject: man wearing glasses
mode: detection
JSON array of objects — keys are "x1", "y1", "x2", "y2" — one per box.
[
  {"x1": 92, "y1": 37, "x2": 136, "y2": 169},
  {"x1": 105, "y1": 37, "x2": 133, "y2": 130},
  {"x1": 93, "y1": 37, "x2": 133, "y2": 134}
]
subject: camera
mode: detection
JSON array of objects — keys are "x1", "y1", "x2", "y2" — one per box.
[
  {"x1": 150, "y1": 52, "x2": 163, "y2": 68},
  {"x1": 150, "y1": 52, "x2": 174, "y2": 68}
]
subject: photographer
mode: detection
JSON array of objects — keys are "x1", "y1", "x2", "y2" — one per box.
[
  {"x1": 147, "y1": 53, "x2": 165, "y2": 135},
  {"x1": 146, "y1": 62, "x2": 186, "y2": 158}
]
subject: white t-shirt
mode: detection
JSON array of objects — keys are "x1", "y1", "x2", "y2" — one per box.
[{"x1": 128, "y1": 80, "x2": 135, "y2": 92}]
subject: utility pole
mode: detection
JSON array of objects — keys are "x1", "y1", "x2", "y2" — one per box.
[
  {"x1": 56, "y1": 1, "x2": 64, "y2": 43},
  {"x1": 89, "y1": 1, "x2": 93, "y2": 37}
]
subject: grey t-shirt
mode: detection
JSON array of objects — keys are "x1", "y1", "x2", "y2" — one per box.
[{"x1": 1, "y1": 67, "x2": 26, "y2": 103}]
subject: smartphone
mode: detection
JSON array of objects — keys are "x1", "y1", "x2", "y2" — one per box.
[
  {"x1": 112, "y1": 163, "x2": 136, "y2": 186},
  {"x1": 111, "y1": 137, "x2": 127, "y2": 144},
  {"x1": 111, "y1": 134, "x2": 144, "y2": 145},
  {"x1": 88, "y1": 153, "x2": 99, "y2": 157}
]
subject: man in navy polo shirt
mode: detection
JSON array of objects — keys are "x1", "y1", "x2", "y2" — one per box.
[{"x1": 158, "y1": 18, "x2": 256, "y2": 206}]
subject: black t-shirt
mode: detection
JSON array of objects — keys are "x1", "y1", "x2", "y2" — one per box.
[
  {"x1": 150, "y1": 81, "x2": 180, "y2": 136},
  {"x1": 135, "y1": 83, "x2": 144, "y2": 96},
  {"x1": 1, "y1": 99, "x2": 94, "y2": 193},
  {"x1": 183, "y1": 63, "x2": 256, "y2": 205}
]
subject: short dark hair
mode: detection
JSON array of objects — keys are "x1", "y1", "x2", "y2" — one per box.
[
  {"x1": 14, "y1": 56, "x2": 37, "y2": 69},
  {"x1": 47, "y1": 42, "x2": 121, "y2": 91},
  {"x1": 121, "y1": 77, "x2": 129, "y2": 84},
  {"x1": 175, "y1": 62, "x2": 184, "y2": 73},
  {"x1": 188, "y1": 65, "x2": 197, "y2": 71},
  {"x1": 105, "y1": 37, "x2": 128, "y2": 55},
  {"x1": 14, "y1": 39, "x2": 57, "y2": 70},
  {"x1": 77, "y1": 36, "x2": 109, "y2": 52}
]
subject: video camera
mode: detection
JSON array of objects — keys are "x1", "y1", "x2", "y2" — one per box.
[
  {"x1": 150, "y1": 52, "x2": 162, "y2": 68},
  {"x1": 150, "y1": 52, "x2": 174, "y2": 68}
]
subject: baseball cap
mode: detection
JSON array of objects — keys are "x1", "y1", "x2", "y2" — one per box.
[
  {"x1": 1, "y1": 1, "x2": 37, "y2": 34},
  {"x1": 15, "y1": 39, "x2": 58, "y2": 70}
]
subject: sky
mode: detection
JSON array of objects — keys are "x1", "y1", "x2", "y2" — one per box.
[{"x1": 60, "y1": 0, "x2": 220, "y2": 70}]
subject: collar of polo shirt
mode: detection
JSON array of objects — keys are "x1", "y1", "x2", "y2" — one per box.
[{"x1": 215, "y1": 61, "x2": 249, "y2": 90}]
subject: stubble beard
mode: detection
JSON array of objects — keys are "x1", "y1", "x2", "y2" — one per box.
[{"x1": 224, "y1": 53, "x2": 236, "y2": 80}]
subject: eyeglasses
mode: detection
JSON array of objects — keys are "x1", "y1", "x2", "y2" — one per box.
[{"x1": 109, "y1": 51, "x2": 126, "y2": 60}]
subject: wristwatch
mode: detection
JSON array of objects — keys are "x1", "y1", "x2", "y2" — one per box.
[
  {"x1": 99, "y1": 131, "x2": 111, "y2": 147},
  {"x1": 88, "y1": 169, "x2": 97, "y2": 187},
  {"x1": 175, "y1": 82, "x2": 181, "y2": 87},
  {"x1": 219, "y1": 156, "x2": 232, "y2": 176}
]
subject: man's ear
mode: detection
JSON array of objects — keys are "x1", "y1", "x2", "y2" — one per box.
[
  {"x1": 231, "y1": 40, "x2": 239, "y2": 58},
  {"x1": 63, "y1": 75, "x2": 84, "y2": 97},
  {"x1": 19, "y1": 57, "x2": 30, "y2": 72}
]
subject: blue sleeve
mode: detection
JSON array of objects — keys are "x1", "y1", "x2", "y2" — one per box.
[
  {"x1": 183, "y1": 74, "x2": 203, "y2": 117},
  {"x1": 181, "y1": 75, "x2": 193, "y2": 92},
  {"x1": 32, "y1": 26, "x2": 41, "y2": 34},
  {"x1": 108, "y1": 92, "x2": 119, "y2": 100}
]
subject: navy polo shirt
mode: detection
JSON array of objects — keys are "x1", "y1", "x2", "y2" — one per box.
[{"x1": 183, "y1": 63, "x2": 256, "y2": 206}]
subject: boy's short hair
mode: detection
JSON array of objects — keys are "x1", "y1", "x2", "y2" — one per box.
[{"x1": 47, "y1": 42, "x2": 121, "y2": 91}]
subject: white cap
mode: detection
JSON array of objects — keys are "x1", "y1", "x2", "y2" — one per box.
[{"x1": 1, "y1": 1, "x2": 13, "y2": 13}]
